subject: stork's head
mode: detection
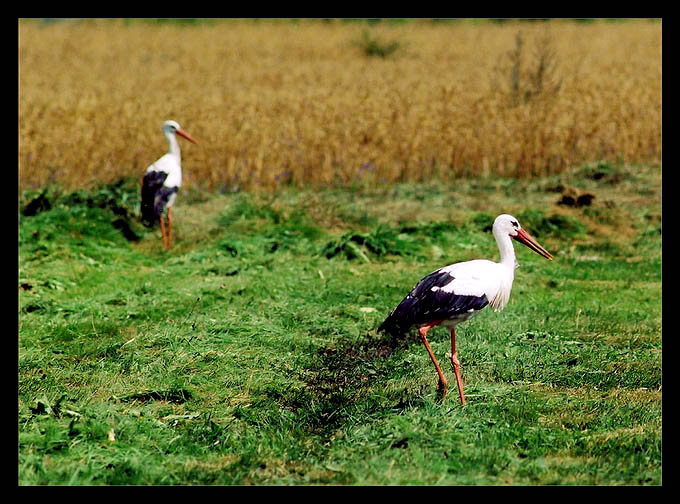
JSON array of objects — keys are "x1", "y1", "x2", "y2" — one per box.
[
  {"x1": 494, "y1": 214, "x2": 553, "y2": 260},
  {"x1": 163, "y1": 120, "x2": 197, "y2": 144}
]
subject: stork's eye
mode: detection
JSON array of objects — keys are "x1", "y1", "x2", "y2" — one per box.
[{"x1": 511, "y1": 220, "x2": 519, "y2": 228}]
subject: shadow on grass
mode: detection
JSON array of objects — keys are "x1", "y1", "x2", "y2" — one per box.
[{"x1": 270, "y1": 329, "x2": 426, "y2": 435}]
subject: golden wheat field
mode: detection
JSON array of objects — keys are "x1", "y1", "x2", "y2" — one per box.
[{"x1": 18, "y1": 19, "x2": 661, "y2": 192}]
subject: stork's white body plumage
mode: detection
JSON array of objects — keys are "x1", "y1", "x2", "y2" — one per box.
[
  {"x1": 434, "y1": 259, "x2": 513, "y2": 316},
  {"x1": 146, "y1": 150, "x2": 182, "y2": 209},
  {"x1": 378, "y1": 214, "x2": 553, "y2": 404},
  {"x1": 149, "y1": 152, "x2": 182, "y2": 190},
  {"x1": 141, "y1": 120, "x2": 197, "y2": 249}
]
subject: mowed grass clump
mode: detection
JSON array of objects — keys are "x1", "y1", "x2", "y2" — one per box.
[
  {"x1": 19, "y1": 19, "x2": 660, "y2": 191},
  {"x1": 19, "y1": 164, "x2": 660, "y2": 485}
]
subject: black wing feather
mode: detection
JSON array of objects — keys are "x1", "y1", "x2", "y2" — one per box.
[
  {"x1": 378, "y1": 268, "x2": 489, "y2": 336},
  {"x1": 140, "y1": 171, "x2": 177, "y2": 227}
]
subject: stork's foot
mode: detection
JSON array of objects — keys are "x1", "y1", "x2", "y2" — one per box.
[{"x1": 436, "y1": 378, "x2": 448, "y2": 402}]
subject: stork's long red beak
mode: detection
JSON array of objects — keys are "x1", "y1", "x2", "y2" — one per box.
[
  {"x1": 513, "y1": 228, "x2": 553, "y2": 260},
  {"x1": 176, "y1": 128, "x2": 198, "y2": 144}
]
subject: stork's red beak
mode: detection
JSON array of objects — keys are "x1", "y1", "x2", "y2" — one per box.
[
  {"x1": 513, "y1": 228, "x2": 553, "y2": 260},
  {"x1": 176, "y1": 128, "x2": 198, "y2": 144}
]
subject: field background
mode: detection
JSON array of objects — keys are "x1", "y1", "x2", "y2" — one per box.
[
  {"x1": 19, "y1": 19, "x2": 660, "y2": 191},
  {"x1": 19, "y1": 19, "x2": 661, "y2": 486}
]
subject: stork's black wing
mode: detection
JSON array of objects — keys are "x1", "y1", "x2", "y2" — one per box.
[
  {"x1": 378, "y1": 268, "x2": 489, "y2": 336},
  {"x1": 141, "y1": 170, "x2": 177, "y2": 227}
]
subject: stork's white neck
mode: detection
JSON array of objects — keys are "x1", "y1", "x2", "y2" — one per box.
[
  {"x1": 488, "y1": 226, "x2": 518, "y2": 311},
  {"x1": 494, "y1": 228, "x2": 517, "y2": 269},
  {"x1": 165, "y1": 131, "x2": 182, "y2": 161}
]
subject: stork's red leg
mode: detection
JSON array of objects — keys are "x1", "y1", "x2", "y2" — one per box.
[
  {"x1": 418, "y1": 321, "x2": 448, "y2": 401},
  {"x1": 160, "y1": 215, "x2": 168, "y2": 249},
  {"x1": 449, "y1": 328, "x2": 466, "y2": 405},
  {"x1": 167, "y1": 207, "x2": 173, "y2": 249}
]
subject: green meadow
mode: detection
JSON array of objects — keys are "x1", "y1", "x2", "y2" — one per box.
[{"x1": 18, "y1": 162, "x2": 661, "y2": 485}]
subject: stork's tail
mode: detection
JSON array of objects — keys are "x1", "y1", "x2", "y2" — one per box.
[
  {"x1": 377, "y1": 317, "x2": 402, "y2": 337},
  {"x1": 140, "y1": 196, "x2": 158, "y2": 228},
  {"x1": 377, "y1": 300, "x2": 418, "y2": 338}
]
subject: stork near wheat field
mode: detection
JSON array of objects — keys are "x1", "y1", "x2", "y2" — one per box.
[
  {"x1": 141, "y1": 120, "x2": 198, "y2": 249},
  {"x1": 378, "y1": 214, "x2": 553, "y2": 404},
  {"x1": 19, "y1": 19, "x2": 660, "y2": 486}
]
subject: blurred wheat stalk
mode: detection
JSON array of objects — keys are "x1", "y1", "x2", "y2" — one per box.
[{"x1": 18, "y1": 20, "x2": 661, "y2": 192}]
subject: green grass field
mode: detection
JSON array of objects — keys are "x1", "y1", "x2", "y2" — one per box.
[{"x1": 18, "y1": 162, "x2": 661, "y2": 485}]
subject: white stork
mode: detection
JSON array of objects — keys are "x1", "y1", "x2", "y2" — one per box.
[
  {"x1": 378, "y1": 214, "x2": 553, "y2": 404},
  {"x1": 141, "y1": 120, "x2": 197, "y2": 249}
]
